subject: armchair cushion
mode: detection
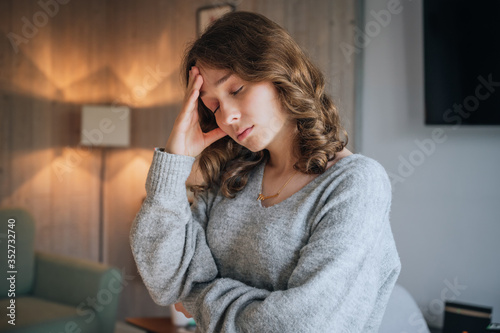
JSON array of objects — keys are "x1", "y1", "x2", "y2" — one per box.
[
  {"x1": 0, "y1": 296, "x2": 100, "y2": 333},
  {"x1": 33, "y1": 251, "x2": 123, "y2": 333},
  {"x1": 0, "y1": 208, "x2": 122, "y2": 333},
  {"x1": 0, "y1": 208, "x2": 35, "y2": 296},
  {"x1": 34, "y1": 251, "x2": 121, "y2": 306}
]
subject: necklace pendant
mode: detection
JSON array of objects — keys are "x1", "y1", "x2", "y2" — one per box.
[
  {"x1": 258, "y1": 164, "x2": 299, "y2": 203},
  {"x1": 257, "y1": 192, "x2": 279, "y2": 201}
]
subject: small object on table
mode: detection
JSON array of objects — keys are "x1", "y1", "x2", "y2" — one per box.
[
  {"x1": 170, "y1": 304, "x2": 196, "y2": 327},
  {"x1": 442, "y1": 301, "x2": 492, "y2": 333},
  {"x1": 125, "y1": 317, "x2": 195, "y2": 333},
  {"x1": 487, "y1": 323, "x2": 500, "y2": 332}
]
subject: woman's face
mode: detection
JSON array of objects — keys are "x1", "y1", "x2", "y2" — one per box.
[{"x1": 197, "y1": 64, "x2": 294, "y2": 153}]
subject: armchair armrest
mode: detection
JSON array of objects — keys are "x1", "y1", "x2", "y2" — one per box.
[{"x1": 33, "y1": 251, "x2": 122, "y2": 333}]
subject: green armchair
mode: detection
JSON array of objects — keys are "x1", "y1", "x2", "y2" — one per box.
[{"x1": 0, "y1": 208, "x2": 122, "y2": 333}]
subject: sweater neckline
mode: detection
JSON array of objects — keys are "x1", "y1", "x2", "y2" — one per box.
[{"x1": 254, "y1": 153, "x2": 360, "y2": 209}]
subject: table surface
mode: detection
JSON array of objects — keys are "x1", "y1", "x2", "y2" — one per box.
[{"x1": 125, "y1": 317, "x2": 196, "y2": 333}]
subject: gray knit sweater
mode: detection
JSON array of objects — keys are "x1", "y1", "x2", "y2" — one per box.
[{"x1": 130, "y1": 148, "x2": 401, "y2": 333}]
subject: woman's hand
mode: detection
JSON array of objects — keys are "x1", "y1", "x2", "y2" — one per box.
[
  {"x1": 174, "y1": 302, "x2": 193, "y2": 318},
  {"x1": 165, "y1": 66, "x2": 227, "y2": 157}
]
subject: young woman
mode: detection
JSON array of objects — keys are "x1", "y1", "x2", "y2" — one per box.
[{"x1": 130, "y1": 11, "x2": 401, "y2": 333}]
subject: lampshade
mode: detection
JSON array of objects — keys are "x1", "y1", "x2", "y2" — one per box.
[{"x1": 80, "y1": 105, "x2": 130, "y2": 147}]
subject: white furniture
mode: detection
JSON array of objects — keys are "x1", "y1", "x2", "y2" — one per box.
[{"x1": 379, "y1": 284, "x2": 431, "y2": 333}]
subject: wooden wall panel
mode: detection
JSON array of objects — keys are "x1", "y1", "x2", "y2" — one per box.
[
  {"x1": 329, "y1": 1, "x2": 357, "y2": 147},
  {"x1": 1, "y1": 0, "x2": 357, "y2": 321},
  {"x1": 0, "y1": 0, "x2": 105, "y2": 262}
]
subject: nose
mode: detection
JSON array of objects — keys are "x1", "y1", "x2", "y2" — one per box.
[{"x1": 218, "y1": 100, "x2": 240, "y2": 126}]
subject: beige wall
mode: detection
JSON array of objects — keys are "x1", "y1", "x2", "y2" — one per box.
[{"x1": 0, "y1": 0, "x2": 357, "y2": 319}]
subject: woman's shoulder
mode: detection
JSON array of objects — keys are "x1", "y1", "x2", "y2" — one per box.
[
  {"x1": 324, "y1": 149, "x2": 391, "y2": 195},
  {"x1": 324, "y1": 149, "x2": 385, "y2": 176}
]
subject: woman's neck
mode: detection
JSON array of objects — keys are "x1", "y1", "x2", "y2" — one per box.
[{"x1": 263, "y1": 121, "x2": 300, "y2": 175}]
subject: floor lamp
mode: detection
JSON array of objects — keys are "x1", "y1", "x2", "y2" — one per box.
[{"x1": 80, "y1": 105, "x2": 131, "y2": 263}]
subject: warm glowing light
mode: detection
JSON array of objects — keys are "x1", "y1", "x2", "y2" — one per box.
[{"x1": 8, "y1": 26, "x2": 183, "y2": 108}]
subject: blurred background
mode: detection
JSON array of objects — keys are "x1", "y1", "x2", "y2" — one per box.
[{"x1": 0, "y1": 0, "x2": 499, "y2": 332}]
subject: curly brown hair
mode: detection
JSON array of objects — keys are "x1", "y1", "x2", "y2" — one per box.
[{"x1": 181, "y1": 11, "x2": 348, "y2": 199}]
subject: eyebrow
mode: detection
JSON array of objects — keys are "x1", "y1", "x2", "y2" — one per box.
[{"x1": 199, "y1": 73, "x2": 233, "y2": 97}]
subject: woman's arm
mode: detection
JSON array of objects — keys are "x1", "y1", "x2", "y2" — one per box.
[
  {"x1": 181, "y1": 162, "x2": 402, "y2": 333},
  {"x1": 129, "y1": 148, "x2": 219, "y2": 306}
]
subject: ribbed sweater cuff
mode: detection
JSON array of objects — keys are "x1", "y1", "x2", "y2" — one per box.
[{"x1": 145, "y1": 148, "x2": 196, "y2": 199}]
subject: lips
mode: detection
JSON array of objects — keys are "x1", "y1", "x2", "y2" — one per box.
[
  {"x1": 237, "y1": 127, "x2": 249, "y2": 136},
  {"x1": 237, "y1": 126, "x2": 253, "y2": 140}
]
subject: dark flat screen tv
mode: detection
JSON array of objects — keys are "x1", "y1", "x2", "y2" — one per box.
[{"x1": 424, "y1": 0, "x2": 500, "y2": 125}]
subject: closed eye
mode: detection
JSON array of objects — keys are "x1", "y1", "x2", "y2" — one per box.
[
  {"x1": 231, "y1": 86, "x2": 243, "y2": 96},
  {"x1": 204, "y1": 86, "x2": 243, "y2": 114}
]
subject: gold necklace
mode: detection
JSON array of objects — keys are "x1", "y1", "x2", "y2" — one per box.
[{"x1": 257, "y1": 167, "x2": 299, "y2": 201}]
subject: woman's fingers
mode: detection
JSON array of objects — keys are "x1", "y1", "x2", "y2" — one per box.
[
  {"x1": 204, "y1": 127, "x2": 228, "y2": 146},
  {"x1": 166, "y1": 65, "x2": 224, "y2": 157},
  {"x1": 184, "y1": 68, "x2": 203, "y2": 114},
  {"x1": 185, "y1": 86, "x2": 199, "y2": 113},
  {"x1": 186, "y1": 66, "x2": 201, "y2": 95},
  {"x1": 190, "y1": 65, "x2": 200, "y2": 78}
]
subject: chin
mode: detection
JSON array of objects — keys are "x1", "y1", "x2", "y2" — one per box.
[
  {"x1": 236, "y1": 140, "x2": 261, "y2": 153},
  {"x1": 245, "y1": 146, "x2": 261, "y2": 153}
]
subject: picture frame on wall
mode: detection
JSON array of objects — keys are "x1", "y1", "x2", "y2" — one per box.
[{"x1": 197, "y1": 4, "x2": 236, "y2": 36}]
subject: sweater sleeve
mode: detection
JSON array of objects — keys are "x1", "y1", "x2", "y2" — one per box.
[
  {"x1": 181, "y1": 161, "x2": 402, "y2": 333},
  {"x1": 129, "y1": 148, "x2": 219, "y2": 306}
]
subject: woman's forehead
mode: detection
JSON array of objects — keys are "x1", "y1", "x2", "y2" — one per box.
[
  {"x1": 199, "y1": 67, "x2": 240, "y2": 90},
  {"x1": 196, "y1": 62, "x2": 231, "y2": 76}
]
